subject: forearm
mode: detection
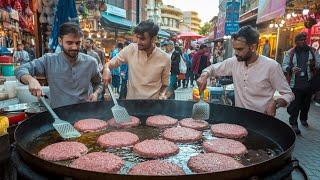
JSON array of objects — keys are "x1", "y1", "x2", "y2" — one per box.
[
  {"x1": 20, "y1": 74, "x2": 36, "y2": 85},
  {"x1": 93, "y1": 84, "x2": 103, "y2": 96},
  {"x1": 160, "y1": 85, "x2": 168, "y2": 94},
  {"x1": 275, "y1": 98, "x2": 288, "y2": 108}
]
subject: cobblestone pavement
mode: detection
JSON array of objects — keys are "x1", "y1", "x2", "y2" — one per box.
[{"x1": 175, "y1": 87, "x2": 320, "y2": 180}]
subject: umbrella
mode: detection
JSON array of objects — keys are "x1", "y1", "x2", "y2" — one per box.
[
  {"x1": 49, "y1": 0, "x2": 78, "y2": 51},
  {"x1": 177, "y1": 32, "x2": 204, "y2": 40}
]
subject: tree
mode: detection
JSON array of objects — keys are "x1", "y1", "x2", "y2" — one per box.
[{"x1": 199, "y1": 22, "x2": 212, "y2": 35}]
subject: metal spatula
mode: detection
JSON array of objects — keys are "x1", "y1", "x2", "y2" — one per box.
[
  {"x1": 40, "y1": 97, "x2": 81, "y2": 139},
  {"x1": 107, "y1": 84, "x2": 130, "y2": 123},
  {"x1": 192, "y1": 89, "x2": 210, "y2": 120}
]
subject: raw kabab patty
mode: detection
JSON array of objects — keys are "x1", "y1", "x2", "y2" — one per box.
[
  {"x1": 211, "y1": 123, "x2": 248, "y2": 138},
  {"x1": 203, "y1": 138, "x2": 248, "y2": 156},
  {"x1": 162, "y1": 127, "x2": 202, "y2": 143},
  {"x1": 188, "y1": 153, "x2": 244, "y2": 173},
  {"x1": 108, "y1": 116, "x2": 140, "y2": 128},
  {"x1": 179, "y1": 118, "x2": 209, "y2": 130},
  {"x1": 74, "y1": 118, "x2": 108, "y2": 132},
  {"x1": 146, "y1": 115, "x2": 178, "y2": 128},
  {"x1": 133, "y1": 139, "x2": 179, "y2": 158},
  {"x1": 97, "y1": 131, "x2": 139, "y2": 148},
  {"x1": 128, "y1": 160, "x2": 185, "y2": 175},
  {"x1": 38, "y1": 142, "x2": 88, "y2": 161},
  {"x1": 69, "y1": 152, "x2": 124, "y2": 173}
]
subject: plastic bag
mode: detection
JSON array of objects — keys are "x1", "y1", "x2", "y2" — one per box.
[{"x1": 179, "y1": 56, "x2": 187, "y2": 74}]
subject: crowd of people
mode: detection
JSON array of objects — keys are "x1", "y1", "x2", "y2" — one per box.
[{"x1": 13, "y1": 20, "x2": 320, "y2": 135}]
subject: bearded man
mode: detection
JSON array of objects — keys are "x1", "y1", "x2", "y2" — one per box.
[
  {"x1": 102, "y1": 20, "x2": 170, "y2": 100},
  {"x1": 197, "y1": 26, "x2": 294, "y2": 117},
  {"x1": 15, "y1": 22, "x2": 103, "y2": 108}
]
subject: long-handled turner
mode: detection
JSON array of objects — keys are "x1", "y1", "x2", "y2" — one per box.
[
  {"x1": 192, "y1": 89, "x2": 210, "y2": 120},
  {"x1": 107, "y1": 84, "x2": 131, "y2": 123},
  {"x1": 40, "y1": 97, "x2": 81, "y2": 139}
]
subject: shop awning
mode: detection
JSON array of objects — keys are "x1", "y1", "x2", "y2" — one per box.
[
  {"x1": 158, "y1": 30, "x2": 170, "y2": 38},
  {"x1": 101, "y1": 12, "x2": 133, "y2": 29}
]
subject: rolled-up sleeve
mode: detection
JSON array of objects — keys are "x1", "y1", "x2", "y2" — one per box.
[
  {"x1": 14, "y1": 55, "x2": 47, "y2": 83},
  {"x1": 111, "y1": 44, "x2": 134, "y2": 66},
  {"x1": 202, "y1": 57, "x2": 234, "y2": 77},
  {"x1": 271, "y1": 63, "x2": 295, "y2": 105}
]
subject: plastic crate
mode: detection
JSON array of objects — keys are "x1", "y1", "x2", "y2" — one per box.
[{"x1": 174, "y1": 90, "x2": 192, "y2": 101}]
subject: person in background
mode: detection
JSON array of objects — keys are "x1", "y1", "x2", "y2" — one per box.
[
  {"x1": 262, "y1": 39, "x2": 270, "y2": 57},
  {"x1": 24, "y1": 42, "x2": 36, "y2": 61},
  {"x1": 165, "y1": 41, "x2": 175, "y2": 57},
  {"x1": 83, "y1": 37, "x2": 103, "y2": 71},
  {"x1": 13, "y1": 43, "x2": 30, "y2": 64},
  {"x1": 14, "y1": 22, "x2": 103, "y2": 108},
  {"x1": 119, "y1": 41, "x2": 131, "y2": 99},
  {"x1": 102, "y1": 20, "x2": 170, "y2": 100},
  {"x1": 192, "y1": 44, "x2": 210, "y2": 81},
  {"x1": 109, "y1": 42, "x2": 123, "y2": 95},
  {"x1": 168, "y1": 45, "x2": 182, "y2": 96},
  {"x1": 197, "y1": 25, "x2": 294, "y2": 118},
  {"x1": 182, "y1": 47, "x2": 192, "y2": 88},
  {"x1": 282, "y1": 32, "x2": 320, "y2": 134},
  {"x1": 93, "y1": 43, "x2": 105, "y2": 68}
]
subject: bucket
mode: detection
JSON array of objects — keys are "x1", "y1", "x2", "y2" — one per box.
[{"x1": 1, "y1": 65, "x2": 14, "y2": 76}]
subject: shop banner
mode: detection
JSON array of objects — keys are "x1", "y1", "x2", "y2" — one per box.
[
  {"x1": 257, "y1": 0, "x2": 286, "y2": 24},
  {"x1": 224, "y1": 1, "x2": 240, "y2": 36}
]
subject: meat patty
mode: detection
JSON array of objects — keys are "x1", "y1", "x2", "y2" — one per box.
[
  {"x1": 38, "y1": 142, "x2": 88, "y2": 161},
  {"x1": 211, "y1": 123, "x2": 248, "y2": 139},
  {"x1": 69, "y1": 152, "x2": 124, "y2": 173},
  {"x1": 128, "y1": 160, "x2": 185, "y2": 176},
  {"x1": 162, "y1": 127, "x2": 202, "y2": 143},
  {"x1": 203, "y1": 138, "x2": 248, "y2": 156},
  {"x1": 74, "y1": 118, "x2": 108, "y2": 132},
  {"x1": 188, "y1": 153, "x2": 244, "y2": 173},
  {"x1": 179, "y1": 118, "x2": 209, "y2": 130},
  {"x1": 108, "y1": 116, "x2": 140, "y2": 128},
  {"x1": 146, "y1": 115, "x2": 178, "y2": 128},
  {"x1": 97, "y1": 131, "x2": 139, "y2": 148},
  {"x1": 133, "y1": 139, "x2": 179, "y2": 158}
]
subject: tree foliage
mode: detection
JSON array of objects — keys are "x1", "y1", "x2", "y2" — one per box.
[{"x1": 199, "y1": 22, "x2": 212, "y2": 35}]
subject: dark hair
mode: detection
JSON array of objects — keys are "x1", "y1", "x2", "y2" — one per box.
[
  {"x1": 59, "y1": 22, "x2": 83, "y2": 38},
  {"x1": 124, "y1": 40, "x2": 131, "y2": 46},
  {"x1": 231, "y1": 25, "x2": 259, "y2": 45},
  {"x1": 265, "y1": 39, "x2": 269, "y2": 43},
  {"x1": 199, "y1": 44, "x2": 207, "y2": 50},
  {"x1": 117, "y1": 42, "x2": 124, "y2": 49},
  {"x1": 134, "y1": 19, "x2": 159, "y2": 38},
  {"x1": 86, "y1": 37, "x2": 94, "y2": 44},
  {"x1": 295, "y1": 32, "x2": 307, "y2": 42}
]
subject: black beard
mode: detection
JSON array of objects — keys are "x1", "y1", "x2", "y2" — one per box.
[
  {"x1": 236, "y1": 51, "x2": 253, "y2": 62},
  {"x1": 61, "y1": 45, "x2": 79, "y2": 59}
]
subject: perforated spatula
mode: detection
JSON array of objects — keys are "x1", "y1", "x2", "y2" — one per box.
[
  {"x1": 107, "y1": 84, "x2": 131, "y2": 123},
  {"x1": 192, "y1": 89, "x2": 210, "y2": 120},
  {"x1": 39, "y1": 97, "x2": 81, "y2": 139}
]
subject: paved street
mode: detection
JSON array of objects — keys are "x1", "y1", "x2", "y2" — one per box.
[{"x1": 175, "y1": 87, "x2": 320, "y2": 179}]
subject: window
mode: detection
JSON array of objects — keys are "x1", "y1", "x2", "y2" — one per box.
[{"x1": 107, "y1": 0, "x2": 124, "y2": 8}]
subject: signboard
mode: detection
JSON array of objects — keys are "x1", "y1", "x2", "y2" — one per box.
[
  {"x1": 106, "y1": 4, "x2": 126, "y2": 18},
  {"x1": 224, "y1": 1, "x2": 240, "y2": 36},
  {"x1": 257, "y1": 0, "x2": 286, "y2": 24}
]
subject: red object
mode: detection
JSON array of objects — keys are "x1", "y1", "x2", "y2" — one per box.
[
  {"x1": 0, "y1": 56, "x2": 13, "y2": 64},
  {"x1": 177, "y1": 32, "x2": 204, "y2": 40},
  {"x1": 7, "y1": 112, "x2": 26, "y2": 125}
]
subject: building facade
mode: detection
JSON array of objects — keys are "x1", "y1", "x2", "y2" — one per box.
[
  {"x1": 160, "y1": 5, "x2": 183, "y2": 33},
  {"x1": 145, "y1": 0, "x2": 163, "y2": 25},
  {"x1": 182, "y1": 11, "x2": 201, "y2": 33}
]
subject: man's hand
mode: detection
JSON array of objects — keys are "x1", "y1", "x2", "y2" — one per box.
[
  {"x1": 265, "y1": 100, "x2": 277, "y2": 117},
  {"x1": 87, "y1": 92, "x2": 98, "y2": 102},
  {"x1": 159, "y1": 91, "x2": 168, "y2": 100},
  {"x1": 292, "y1": 66, "x2": 301, "y2": 74},
  {"x1": 102, "y1": 66, "x2": 112, "y2": 85},
  {"x1": 28, "y1": 78, "x2": 43, "y2": 97},
  {"x1": 197, "y1": 72, "x2": 209, "y2": 92}
]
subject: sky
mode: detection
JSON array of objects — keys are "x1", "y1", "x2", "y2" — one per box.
[{"x1": 162, "y1": 0, "x2": 219, "y2": 24}]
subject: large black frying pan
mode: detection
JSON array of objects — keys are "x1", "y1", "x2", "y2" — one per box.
[{"x1": 14, "y1": 100, "x2": 296, "y2": 179}]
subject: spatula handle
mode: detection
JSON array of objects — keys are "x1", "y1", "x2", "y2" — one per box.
[
  {"x1": 39, "y1": 97, "x2": 59, "y2": 120},
  {"x1": 107, "y1": 84, "x2": 118, "y2": 106}
]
